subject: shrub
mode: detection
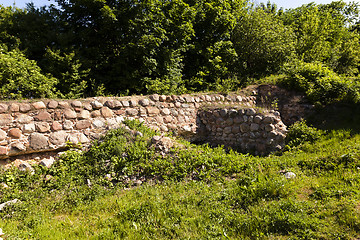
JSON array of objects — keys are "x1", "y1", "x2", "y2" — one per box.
[
  {"x1": 0, "y1": 46, "x2": 57, "y2": 99},
  {"x1": 281, "y1": 60, "x2": 360, "y2": 104},
  {"x1": 285, "y1": 120, "x2": 323, "y2": 148}
]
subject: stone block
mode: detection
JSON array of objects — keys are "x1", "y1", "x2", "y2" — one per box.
[
  {"x1": 71, "y1": 100, "x2": 82, "y2": 108},
  {"x1": 35, "y1": 122, "x2": 50, "y2": 133},
  {"x1": 0, "y1": 104, "x2": 8, "y2": 113},
  {"x1": 49, "y1": 131, "x2": 67, "y2": 146},
  {"x1": 47, "y1": 100, "x2": 58, "y2": 109},
  {"x1": 51, "y1": 121, "x2": 63, "y2": 131},
  {"x1": 146, "y1": 107, "x2": 160, "y2": 116},
  {"x1": 34, "y1": 111, "x2": 52, "y2": 121},
  {"x1": 16, "y1": 114, "x2": 33, "y2": 124},
  {"x1": 0, "y1": 114, "x2": 13, "y2": 125},
  {"x1": 29, "y1": 133, "x2": 49, "y2": 150},
  {"x1": 76, "y1": 120, "x2": 91, "y2": 130},
  {"x1": 32, "y1": 101, "x2": 46, "y2": 110},
  {"x1": 64, "y1": 109, "x2": 77, "y2": 119},
  {"x1": 8, "y1": 128, "x2": 22, "y2": 138},
  {"x1": 100, "y1": 107, "x2": 114, "y2": 118}
]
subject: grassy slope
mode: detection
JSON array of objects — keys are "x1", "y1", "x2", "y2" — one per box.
[{"x1": 1, "y1": 118, "x2": 360, "y2": 239}]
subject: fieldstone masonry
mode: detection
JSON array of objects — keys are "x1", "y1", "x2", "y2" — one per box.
[
  {"x1": 0, "y1": 89, "x2": 290, "y2": 159},
  {"x1": 198, "y1": 108, "x2": 287, "y2": 155}
]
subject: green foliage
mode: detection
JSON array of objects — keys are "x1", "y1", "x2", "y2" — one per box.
[
  {"x1": 281, "y1": 1, "x2": 360, "y2": 76},
  {"x1": 43, "y1": 49, "x2": 89, "y2": 98},
  {"x1": 0, "y1": 46, "x2": 57, "y2": 99},
  {"x1": 281, "y1": 60, "x2": 360, "y2": 104},
  {"x1": 232, "y1": 8, "x2": 295, "y2": 77},
  {"x1": 285, "y1": 120, "x2": 323, "y2": 148}
]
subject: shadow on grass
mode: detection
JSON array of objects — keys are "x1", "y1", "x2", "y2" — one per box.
[{"x1": 306, "y1": 102, "x2": 360, "y2": 133}]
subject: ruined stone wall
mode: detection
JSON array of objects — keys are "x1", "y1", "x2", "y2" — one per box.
[
  {"x1": 198, "y1": 108, "x2": 287, "y2": 155},
  {"x1": 0, "y1": 91, "x2": 287, "y2": 159}
]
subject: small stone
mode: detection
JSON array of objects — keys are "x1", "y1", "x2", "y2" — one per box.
[
  {"x1": 284, "y1": 172, "x2": 296, "y2": 179},
  {"x1": 121, "y1": 101, "x2": 130, "y2": 107},
  {"x1": 79, "y1": 133, "x2": 90, "y2": 143},
  {"x1": 83, "y1": 102, "x2": 93, "y2": 111},
  {"x1": 9, "y1": 103, "x2": 19, "y2": 112},
  {"x1": 0, "y1": 146, "x2": 7, "y2": 155},
  {"x1": 0, "y1": 104, "x2": 8, "y2": 113},
  {"x1": 240, "y1": 123, "x2": 250, "y2": 132},
  {"x1": 19, "y1": 103, "x2": 31, "y2": 113},
  {"x1": 23, "y1": 123, "x2": 36, "y2": 133},
  {"x1": 135, "y1": 131, "x2": 143, "y2": 137},
  {"x1": 163, "y1": 116, "x2": 173, "y2": 123},
  {"x1": 78, "y1": 110, "x2": 90, "y2": 119},
  {"x1": 71, "y1": 100, "x2": 82, "y2": 108},
  {"x1": 91, "y1": 110, "x2": 101, "y2": 118},
  {"x1": 63, "y1": 120, "x2": 74, "y2": 130},
  {"x1": 0, "y1": 199, "x2": 20, "y2": 211},
  {"x1": 64, "y1": 109, "x2": 77, "y2": 119},
  {"x1": 246, "y1": 108, "x2": 256, "y2": 116},
  {"x1": 146, "y1": 107, "x2": 160, "y2": 116},
  {"x1": 159, "y1": 95, "x2": 167, "y2": 102},
  {"x1": 0, "y1": 130, "x2": 6, "y2": 141},
  {"x1": 263, "y1": 116, "x2": 275, "y2": 124},
  {"x1": 58, "y1": 101, "x2": 70, "y2": 109},
  {"x1": 76, "y1": 120, "x2": 91, "y2": 130},
  {"x1": 254, "y1": 115, "x2": 262, "y2": 123},
  {"x1": 19, "y1": 162, "x2": 34, "y2": 173},
  {"x1": 139, "y1": 99, "x2": 150, "y2": 106},
  {"x1": 47, "y1": 100, "x2": 58, "y2": 109},
  {"x1": 129, "y1": 100, "x2": 138, "y2": 107},
  {"x1": 250, "y1": 123, "x2": 259, "y2": 131},
  {"x1": 35, "y1": 122, "x2": 50, "y2": 132},
  {"x1": 161, "y1": 108, "x2": 170, "y2": 115},
  {"x1": 160, "y1": 125, "x2": 168, "y2": 132},
  {"x1": 113, "y1": 101, "x2": 122, "y2": 108},
  {"x1": 16, "y1": 114, "x2": 33, "y2": 124},
  {"x1": 104, "y1": 100, "x2": 116, "y2": 108},
  {"x1": 8, "y1": 128, "x2": 22, "y2": 138},
  {"x1": 91, "y1": 101, "x2": 103, "y2": 109},
  {"x1": 265, "y1": 124, "x2": 275, "y2": 132},
  {"x1": 0, "y1": 114, "x2": 13, "y2": 125},
  {"x1": 34, "y1": 111, "x2": 52, "y2": 121},
  {"x1": 49, "y1": 131, "x2": 67, "y2": 146},
  {"x1": 9, "y1": 143, "x2": 26, "y2": 154},
  {"x1": 51, "y1": 121, "x2": 63, "y2": 131},
  {"x1": 32, "y1": 101, "x2": 46, "y2": 109},
  {"x1": 224, "y1": 127, "x2": 232, "y2": 134},
  {"x1": 100, "y1": 107, "x2": 114, "y2": 118},
  {"x1": 126, "y1": 109, "x2": 138, "y2": 116},
  {"x1": 66, "y1": 134, "x2": 79, "y2": 144},
  {"x1": 150, "y1": 94, "x2": 159, "y2": 101},
  {"x1": 40, "y1": 157, "x2": 55, "y2": 168},
  {"x1": 92, "y1": 119, "x2": 105, "y2": 128}
]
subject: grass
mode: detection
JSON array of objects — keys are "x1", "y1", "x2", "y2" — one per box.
[{"x1": 1, "y1": 118, "x2": 360, "y2": 239}]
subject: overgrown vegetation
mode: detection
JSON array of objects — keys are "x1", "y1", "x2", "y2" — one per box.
[
  {"x1": 0, "y1": 0, "x2": 359, "y2": 98},
  {"x1": 1, "y1": 119, "x2": 360, "y2": 239}
]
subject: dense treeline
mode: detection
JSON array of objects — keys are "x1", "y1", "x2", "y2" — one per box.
[{"x1": 0, "y1": 0, "x2": 359, "y2": 99}]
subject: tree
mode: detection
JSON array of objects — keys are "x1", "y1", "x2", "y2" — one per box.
[
  {"x1": 281, "y1": 1, "x2": 360, "y2": 75},
  {"x1": 0, "y1": 46, "x2": 57, "y2": 99},
  {"x1": 232, "y1": 8, "x2": 295, "y2": 77}
]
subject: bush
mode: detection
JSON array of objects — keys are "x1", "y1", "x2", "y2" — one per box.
[
  {"x1": 0, "y1": 46, "x2": 57, "y2": 99},
  {"x1": 286, "y1": 120, "x2": 323, "y2": 148},
  {"x1": 281, "y1": 60, "x2": 360, "y2": 104}
]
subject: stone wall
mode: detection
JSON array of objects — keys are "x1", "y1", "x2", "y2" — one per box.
[
  {"x1": 0, "y1": 90, "x2": 288, "y2": 159},
  {"x1": 198, "y1": 108, "x2": 287, "y2": 155}
]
